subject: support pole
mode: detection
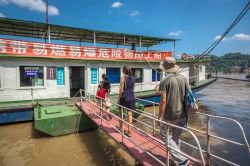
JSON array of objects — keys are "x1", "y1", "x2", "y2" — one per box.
[
  {"x1": 48, "y1": 25, "x2": 51, "y2": 43},
  {"x1": 121, "y1": 107, "x2": 124, "y2": 143},
  {"x1": 153, "y1": 104, "x2": 156, "y2": 135},
  {"x1": 166, "y1": 125, "x2": 170, "y2": 166},
  {"x1": 93, "y1": 32, "x2": 96, "y2": 47},
  {"x1": 207, "y1": 117, "x2": 211, "y2": 165},
  {"x1": 124, "y1": 35, "x2": 126, "y2": 45},
  {"x1": 173, "y1": 41, "x2": 176, "y2": 58}
]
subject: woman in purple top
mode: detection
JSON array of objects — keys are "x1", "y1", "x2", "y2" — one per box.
[{"x1": 118, "y1": 66, "x2": 135, "y2": 137}]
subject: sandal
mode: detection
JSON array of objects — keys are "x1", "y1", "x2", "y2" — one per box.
[
  {"x1": 108, "y1": 114, "x2": 112, "y2": 120},
  {"x1": 124, "y1": 130, "x2": 132, "y2": 137},
  {"x1": 116, "y1": 126, "x2": 123, "y2": 133}
]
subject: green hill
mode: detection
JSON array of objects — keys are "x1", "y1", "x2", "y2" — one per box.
[{"x1": 208, "y1": 53, "x2": 250, "y2": 73}]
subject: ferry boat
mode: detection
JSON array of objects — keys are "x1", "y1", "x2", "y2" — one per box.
[
  {"x1": 0, "y1": 17, "x2": 215, "y2": 124},
  {"x1": 0, "y1": 17, "x2": 249, "y2": 166}
]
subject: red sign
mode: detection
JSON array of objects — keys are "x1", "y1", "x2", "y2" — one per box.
[{"x1": 0, "y1": 38, "x2": 172, "y2": 61}]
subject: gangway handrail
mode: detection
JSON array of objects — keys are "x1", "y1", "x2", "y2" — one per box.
[
  {"x1": 79, "y1": 89, "x2": 206, "y2": 166},
  {"x1": 197, "y1": 112, "x2": 250, "y2": 152},
  {"x1": 122, "y1": 93, "x2": 249, "y2": 165}
]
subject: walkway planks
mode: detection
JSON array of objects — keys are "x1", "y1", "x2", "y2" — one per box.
[{"x1": 76, "y1": 101, "x2": 167, "y2": 166}]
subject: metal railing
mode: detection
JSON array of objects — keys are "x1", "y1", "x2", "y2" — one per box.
[
  {"x1": 132, "y1": 96, "x2": 250, "y2": 166},
  {"x1": 79, "y1": 89, "x2": 205, "y2": 166}
]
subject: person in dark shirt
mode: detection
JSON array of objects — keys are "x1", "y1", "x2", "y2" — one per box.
[{"x1": 100, "y1": 74, "x2": 112, "y2": 120}]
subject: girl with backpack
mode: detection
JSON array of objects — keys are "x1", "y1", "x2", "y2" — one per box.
[{"x1": 98, "y1": 74, "x2": 112, "y2": 121}]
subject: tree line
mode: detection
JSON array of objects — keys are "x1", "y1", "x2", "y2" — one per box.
[{"x1": 207, "y1": 53, "x2": 250, "y2": 73}]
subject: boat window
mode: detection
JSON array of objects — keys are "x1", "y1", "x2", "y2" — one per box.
[
  {"x1": 106, "y1": 68, "x2": 120, "y2": 84},
  {"x1": 131, "y1": 68, "x2": 143, "y2": 83},
  {"x1": 200, "y1": 66, "x2": 202, "y2": 72},
  {"x1": 152, "y1": 69, "x2": 161, "y2": 82},
  {"x1": 20, "y1": 66, "x2": 44, "y2": 87}
]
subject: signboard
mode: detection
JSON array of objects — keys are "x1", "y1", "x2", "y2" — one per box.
[
  {"x1": 56, "y1": 67, "x2": 64, "y2": 85},
  {"x1": 0, "y1": 38, "x2": 172, "y2": 61},
  {"x1": 91, "y1": 68, "x2": 98, "y2": 84},
  {"x1": 47, "y1": 67, "x2": 56, "y2": 80},
  {"x1": 24, "y1": 67, "x2": 39, "y2": 77}
]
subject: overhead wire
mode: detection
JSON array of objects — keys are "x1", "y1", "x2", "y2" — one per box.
[
  {"x1": 145, "y1": 0, "x2": 250, "y2": 74},
  {"x1": 178, "y1": 0, "x2": 250, "y2": 73}
]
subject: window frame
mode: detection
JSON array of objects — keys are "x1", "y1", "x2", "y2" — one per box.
[
  {"x1": 131, "y1": 68, "x2": 144, "y2": 83},
  {"x1": 151, "y1": 69, "x2": 161, "y2": 82},
  {"x1": 18, "y1": 65, "x2": 46, "y2": 89}
]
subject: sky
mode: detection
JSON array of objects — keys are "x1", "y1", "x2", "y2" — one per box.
[{"x1": 0, "y1": 0, "x2": 249, "y2": 56}]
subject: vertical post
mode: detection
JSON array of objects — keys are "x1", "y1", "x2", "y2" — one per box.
[
  {"x1": 166, "y1": 124, "x2": 170, "y2": 166},
  {"x1": 124, "y1": 35, "x2": 126, "y2": 45},
  {"x1": 31, "y1": 88, "x2": 34, "y2": 106},
  {"x1": 93, "y1": 32, "x2": 96, "y2": 47},
  {"x1": 173, "y1": 41, "x2": 176, "y2": 58},
  {"x1": 139, "y1": 37, "x2": 142, "y2": 48},
  {"x1": 121, "y1": 107, "x2": 124, "y2": 143},
  {"x1": 45, "y1": 0, "x2": 49, "y2": 43},
  {"x1": 80, "y1": 90, "x2": 82, "y2": 104},
  {"x1": 198, "y1": 65, "x2": 200, "y2": 85},
  {"x1": 46, "y1": 0, "x2": 48, "y2": 25},
  {"x1": 207, "y1": 117, "x2": 211, "y2": 165},
  {"x1": 88, "y1": 92, "x2": 91, "y2": 114},
  {"x1": 48, "y1": 25, "x2": 51, "y2": 43},
  {"x1": 153, "y1": 104, "x2": 156, "y2": 135},
  {"x1": 100, "y1": 99, "x2": 103, "y2": 126}
]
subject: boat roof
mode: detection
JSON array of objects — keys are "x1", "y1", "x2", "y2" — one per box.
[{"x1": 0, "y1": 17, "x2": 179, "y2": 47}]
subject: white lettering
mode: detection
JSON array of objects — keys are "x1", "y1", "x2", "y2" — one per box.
[
  {"x1": 69, "y1": 46, "x2": 81, "y2": 57},
  {"x1": 0, "y1": 39, "x2": 7, "y2": 53},
  {"x1": 154, "y1": 53, "x2": 161, "y2": 59},
  {"x1": 134, "y1": 52, "x2": 143, "y2": 59},
  {"x1": 98, "y1": 48, "x2": 109, "y2": 58},
  {"x1": 111, "y1": 49, "x2": 122, "y2": 58},
  {"x1": 83, "y1": 47, "x2": 96, "y2": 58},
  {"x1": 12, "y1": 41, "x2": 27, "y2": 54},
  {"x1": 33, "y1": 43, "x2": 47, "y2": 55},
  {"x1": 124, "y1": 49, "x2": 133, "y2": 59},
  {"x1": 51, "y1": 44, "x2": 66, "y2": 56}
]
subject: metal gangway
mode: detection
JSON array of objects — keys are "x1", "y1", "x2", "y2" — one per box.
[{"x1": 76, "y1": 89, "x2": 249, "y2": 166}]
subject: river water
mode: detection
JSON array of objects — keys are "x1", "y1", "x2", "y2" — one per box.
[
  {"x1": 0, "y1": 77, "x2": 249, "y2": 166},
  {"x1": 195, "y1": 77, "x2": 250, "y2": 165},
  {"x1": 0, "y1": 122, "x2": 135, "y2": 166}
]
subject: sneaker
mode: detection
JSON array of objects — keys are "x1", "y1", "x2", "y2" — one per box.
[{"x1": 179, "y1": 159, "x2": 190, "y2": 166}]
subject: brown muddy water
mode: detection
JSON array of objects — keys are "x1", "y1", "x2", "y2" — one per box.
[
  {"x1": 0, "y1": 77, "x2": 249, "y2": 166},
  {"x1": 0, "y1": 122, "x2": 135, "y2": 166}
]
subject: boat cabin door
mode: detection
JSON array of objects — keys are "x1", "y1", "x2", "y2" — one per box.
[{"x1": 69, "y1": 66, "x2": 85, "y2": 97}]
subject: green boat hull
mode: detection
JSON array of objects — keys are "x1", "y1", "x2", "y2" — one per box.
[{"x1": 34, "y1": 104, "x2": 97, "y2": 136}]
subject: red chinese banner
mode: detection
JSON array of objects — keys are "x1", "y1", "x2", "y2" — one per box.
[{"x1": 0, "y1": 38, "x2": 172, "y2": 61}]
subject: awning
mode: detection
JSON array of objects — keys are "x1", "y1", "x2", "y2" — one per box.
[{"x1": 0, "y1": 17, "x2": 179, "y2": 47}]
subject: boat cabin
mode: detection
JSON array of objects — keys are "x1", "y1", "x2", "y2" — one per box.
[{"x1": 0, "y1": 18, "x2": 210, "y2": 102}]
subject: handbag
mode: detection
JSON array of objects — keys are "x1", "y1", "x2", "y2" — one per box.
[
  {"x1": 96, "y1": 88, "x2": 106, "y2": 99},
  {"x1": 105, "y1": 96, "x2": 112, "y2": 107}
]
